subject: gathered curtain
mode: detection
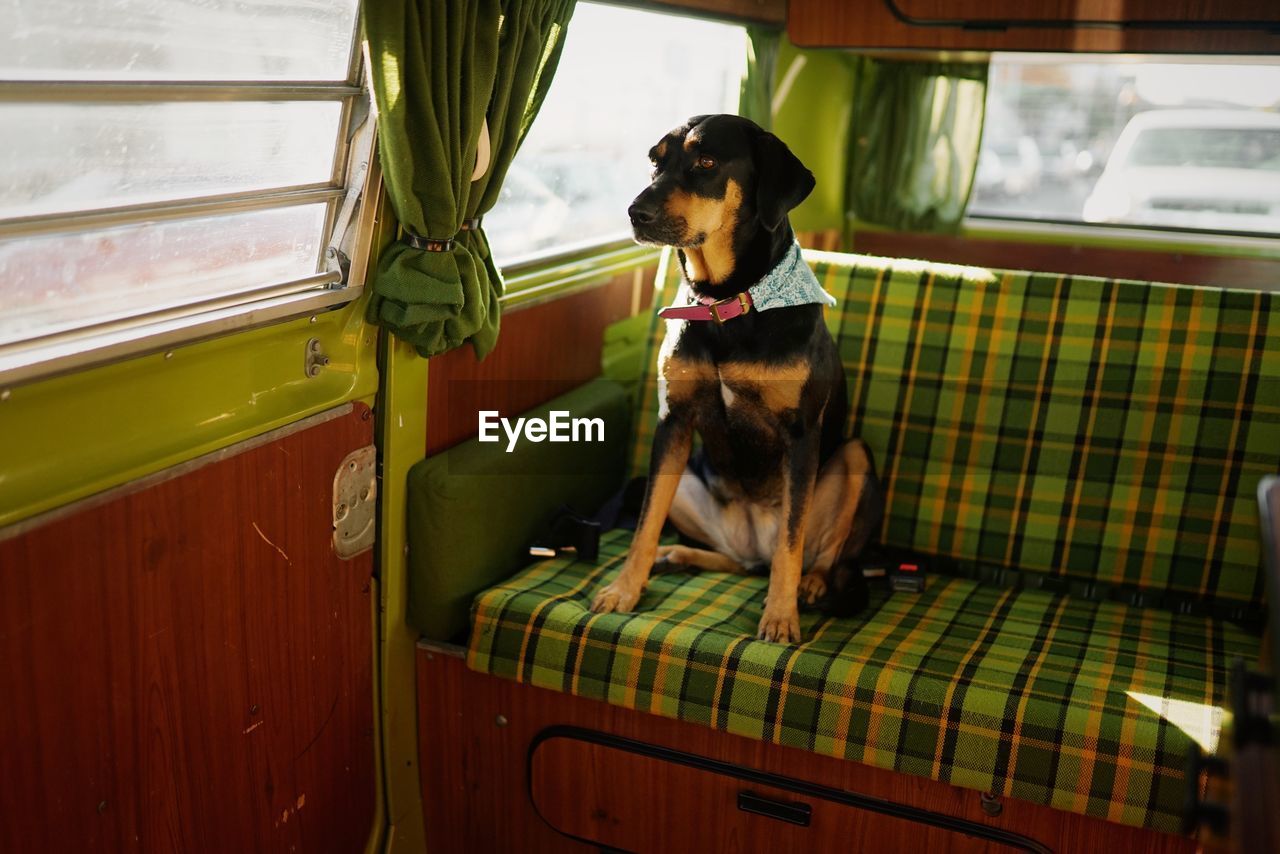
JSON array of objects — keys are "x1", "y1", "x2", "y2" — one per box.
[
  {"x1": 738, "y1": 25, "x2": 779, "y2": 132},
  {"x1": 847, "y1": 58, "x2": 988, "y2": 233},
  {"x1": 364, "y1": 0, "x2": 576, "y2": 359}
]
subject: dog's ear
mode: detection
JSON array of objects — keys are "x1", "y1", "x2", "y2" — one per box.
[{"x1": 751, "y1": 131, "x2": 815, "y2": 231}]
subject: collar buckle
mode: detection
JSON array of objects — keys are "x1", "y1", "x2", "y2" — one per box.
[{"x1": 708, "y1": 291, "x2": 752, "y2": 324}]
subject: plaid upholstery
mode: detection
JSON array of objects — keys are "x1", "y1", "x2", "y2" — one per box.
[
  {"x1": 470, "y1": 529, "x2": 1254, "y2": 833},
  {"x1": 469, "y1": 250, "x2": 1275, "y2": 833},
  {"x1": 633, "y1": 251, "x2": 1280, "y2": 608}
]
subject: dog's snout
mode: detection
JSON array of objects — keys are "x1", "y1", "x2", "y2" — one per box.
[{"x1": 628, "y1": 200, "x2": 658, "y2": 226}]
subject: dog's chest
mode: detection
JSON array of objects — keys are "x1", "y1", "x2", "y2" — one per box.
[{"x1": 661, "y1": 353, "x2": 793, "y2": 435}]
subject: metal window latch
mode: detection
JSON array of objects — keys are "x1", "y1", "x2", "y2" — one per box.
[{"x1": 333, "y1": 446, "x2": 376, "y2": 559}]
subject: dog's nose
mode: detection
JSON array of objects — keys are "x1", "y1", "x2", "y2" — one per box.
[{"x1": 628, "y1": 201, "x2": 658, "y2": 226}]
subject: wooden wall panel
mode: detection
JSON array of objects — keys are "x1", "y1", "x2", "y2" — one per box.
[
  {"x1": 0, "y1": 406, "x2": 376, "y2": 854},
  {"x1": 789, "y1": 0, "x2": 1280, "y2": 53},
  {"x1": 852, "y1": 230, "x2": 1280, "y2": 291},
  {"x1": 531, "y1": 736, "x2": 1034, "y2": 853},
  {"x1": 425, "y1": 270, "x2": 653, "y2": 456},
  {"x1": 629, "y1": 0, "x2": 786, "y2": 25},
  {"x1": 418, "y1": 647, "x2": 1194, "y2": 854}
]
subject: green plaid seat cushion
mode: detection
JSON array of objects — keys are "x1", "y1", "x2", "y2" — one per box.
[{"x1": 469, "y1": 529, "x2": 1255, "y2": 833}]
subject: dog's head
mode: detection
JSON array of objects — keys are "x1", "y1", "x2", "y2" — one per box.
[{"x1": 627, "y1": 114, "x2": 814, "y2": 249}]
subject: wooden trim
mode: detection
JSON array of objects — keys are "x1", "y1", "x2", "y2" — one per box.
[
  {"x1": 612, "y1": 0, "x2": 786, "y2": 26},
  {"x1": 530, "y1": 727, "x2": 1052, "y2": 853},
  {"x1": 789, "y1": 0, "x2": 1280, "y2": 53},
  {"x1": 418, "y1": 649, "x2": 1195, "y2": 854},
  {"x1": 852, "y1": 229, "x2": 1280, "y2": 291}
]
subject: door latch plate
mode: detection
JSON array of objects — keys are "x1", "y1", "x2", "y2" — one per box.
[{"x1": 333, "y1": 445, "x2": 376, "y2": 559}]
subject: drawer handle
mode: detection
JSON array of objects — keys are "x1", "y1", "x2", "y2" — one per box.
[{"x1": 737, "y1": 791, "x2": 812, "y2": 827}]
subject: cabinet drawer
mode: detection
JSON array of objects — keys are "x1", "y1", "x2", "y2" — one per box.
[{"x1": 529, "y1": 728, "x2": 1047, "y2": 854}]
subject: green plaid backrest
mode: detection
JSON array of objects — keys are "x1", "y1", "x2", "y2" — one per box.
[
  {"x1": 626, "y1": 250, "x2": 1279, "y2": 607},
  {"x1": 818, "y1": 251, "x2": 1279, "y2": 607}
]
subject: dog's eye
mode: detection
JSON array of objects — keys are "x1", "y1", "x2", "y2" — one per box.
[{"x1": 694, "y1": 155, "x2": 716, "y2": 170}]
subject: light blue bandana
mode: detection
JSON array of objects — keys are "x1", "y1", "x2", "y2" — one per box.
[{"x1": 746, "y1": 240, "x2": 836, "y2": 312}]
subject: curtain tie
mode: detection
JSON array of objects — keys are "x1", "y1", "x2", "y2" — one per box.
[{"x1": 401, "y1": 218, "x2": 483, "y2": 252}]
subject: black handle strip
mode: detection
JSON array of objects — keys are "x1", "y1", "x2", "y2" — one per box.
[{"x1": 737, "y1": 791, "x2": 813, "y2": 827}]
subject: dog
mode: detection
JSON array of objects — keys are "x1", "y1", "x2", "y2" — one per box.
[{"x1": 589, "y1": 114, "x2": 884, "y2": 643}]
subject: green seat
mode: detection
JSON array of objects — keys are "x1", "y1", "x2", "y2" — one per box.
[
  {"x1": 466, "y1": 251, "x2": 1278, "y2": 832},
  {"x1": 470, "y1": 529, "x2": 1255, "y2": 833}
]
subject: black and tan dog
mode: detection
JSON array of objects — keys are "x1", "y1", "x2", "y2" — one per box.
[{"x1": 590, "y1": 114, "x2": 884, "y2": 643}]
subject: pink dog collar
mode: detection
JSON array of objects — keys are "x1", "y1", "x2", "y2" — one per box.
[{"x1": 657, "y1": 291, "x2": 753, "y2": 324}]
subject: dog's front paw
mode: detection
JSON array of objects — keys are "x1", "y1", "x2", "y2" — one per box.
[
  {"x1": 591, "y1": 581, "x2": 641, "y2": 614},
  {"x1": 757, "y1": 603, "x2": 802, "y2": 644}
]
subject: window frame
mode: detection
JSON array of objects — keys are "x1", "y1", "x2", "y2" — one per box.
[
  {"x1": 488, "y1": 1, "x2": 751, "y2": 301},
  {"x1": 0, "y1": 24, "x2": 377, "y2": 388},
  {"x1": 964, "y1": 52, "x2": 1280, "y2": 245},
  {"x1": 499, "y1": 237, "x2": 660, "y2": 311}
]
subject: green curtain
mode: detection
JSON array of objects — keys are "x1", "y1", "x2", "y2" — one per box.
[
  {"x1": 738, "y1": 25, "x2": 779, "y2": 131},
  {"x1": 848, "y1": 58, "x2": 988, "y2": 233},
  {"x1": 364, "y1": 0, "x2": 576, "y2": 359}
]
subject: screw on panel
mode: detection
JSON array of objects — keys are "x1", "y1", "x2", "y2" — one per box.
[
  {"x1": 495, "y1": 715, "x2": 508, "y2": 728},
  {"x1": 979, "y1": 791, "x2": 1003, "y2": 816}
]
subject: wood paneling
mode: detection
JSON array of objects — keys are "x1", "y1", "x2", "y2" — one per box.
[
  {"x1": 418, "y1": 647, "x2": 1195, "y2": 854},
  {"x1": 853, "y1": 229, "x2": 1280, "y2": 291},
  {"x1": 896, "y1": 0, "x2": 1280, "y2": 24},
  {"x1": 531, "y1": 734, "x2": 1034, "y2": 853},
  {"x1": 0, "y1": 406, "x2": 376, "y2": 854},
  {"x1": 629, "y1": 0, "x2": 786, "y2": 25},
  {"x1": 789, "y1": 0, "x2": 1280, "y2": 53},
  {"x1": 425, "y1": 271, "x2": 652, "y2": 455}
]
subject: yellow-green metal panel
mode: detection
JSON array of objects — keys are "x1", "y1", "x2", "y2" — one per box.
[
  {"x1": 772, "y1": 38, "x2": 858, "y2": 234},
  {"x1": 376, "y1": 335, "x2": 429, "y2": 854},
  {"x1": 0, "y1": 297, "x2": 378, "y2": 530}
]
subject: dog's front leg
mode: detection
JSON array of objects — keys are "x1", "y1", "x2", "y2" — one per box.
[
  {"x1": 591, "y1": 413, "x2": 694, "y2": 614},
  {"x1": 759, "y1": 426, "x2": 820, "y2": 643}
]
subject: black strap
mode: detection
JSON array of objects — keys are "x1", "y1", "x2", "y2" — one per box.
[{"x1": 401, "y1": 218, "x2": 483, "y2": 252}]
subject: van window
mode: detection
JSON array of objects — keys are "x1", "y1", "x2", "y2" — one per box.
[
  {"x1": 486, "y1": 2, "x2": 747, "y2": 268},
  {"x1": 0, "y1": 0, "x2": 364, "y2": 368},
  {"x1": 968, "y1": 54, "x2": 1280, "y2": 237}
]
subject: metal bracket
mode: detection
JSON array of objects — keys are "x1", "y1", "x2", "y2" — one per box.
[
  {"x1": 325, "y1": 247, "x2": 351, "y2": 286},
  {"x1": 305, "y1": 337, "x2": 330, "y2": 378},
  {"x1": 332, "y1": 445, "x2": 376, "y2": 559}
]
